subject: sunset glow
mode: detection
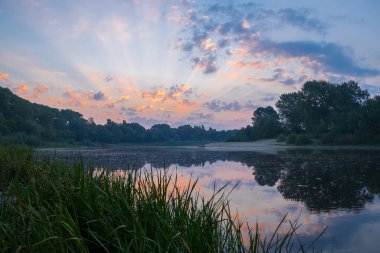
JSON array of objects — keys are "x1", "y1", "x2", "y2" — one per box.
[{"x1": 1, "y1": 0, "x2": 379, "y2": 129}]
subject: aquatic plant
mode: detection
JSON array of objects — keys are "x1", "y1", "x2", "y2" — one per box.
[{"x1": 0, "y1": 146, "x2": 323, "y2": 252}]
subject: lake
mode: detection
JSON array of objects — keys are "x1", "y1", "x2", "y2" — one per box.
[{"x1": 38, "y1": 146, "x2": 380, "y2": 253}]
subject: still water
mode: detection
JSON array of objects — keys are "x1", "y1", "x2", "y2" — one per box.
[{"x1": 38, "y1": 146, "x2": 380, "y2": 253}]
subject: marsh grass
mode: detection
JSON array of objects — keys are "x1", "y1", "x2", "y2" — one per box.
[{"x1": 0, "y1": 146, "x2": 324, "y2": 252}]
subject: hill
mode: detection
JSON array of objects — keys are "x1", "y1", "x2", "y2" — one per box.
[{"x1": 0, "y1": 86, "x2": 235, "y2": 146}]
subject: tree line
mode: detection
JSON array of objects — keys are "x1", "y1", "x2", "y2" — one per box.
[
  {"x1": 229, "y1": 80, "x2": 380, "y2": 144},
  {"x1": 0, "y1": 87, "x2": 235, "y2": 146}
]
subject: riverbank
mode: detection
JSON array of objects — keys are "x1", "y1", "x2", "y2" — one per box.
[
  {"x1": 205, "y1": 139, "x2": 380, "y2": 154},
  {"x1": 35, "y1": 138, "x2": 380, "y2": 155}
]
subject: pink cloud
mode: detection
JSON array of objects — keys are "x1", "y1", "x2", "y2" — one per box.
[
  {"x1": 142, "y1": 84, "x2": 193, "y2": 103},
  {"x1": 142, "y1": 90, "x2": 166, "y2": 102},
  {"x1": 135, "y1": 105, "x2": 154, "y2": 111},
  {"x1": 16, "y1": 83, "x2": 29, "y2": 95},
  {"x1": 26, "y1": 84, "x2": 49, "y2": 99},
  {"x1": 0, "y1": 73, "x2": 9, "y2": 80},
  {"x1": 227, "y1": 60, "x2": 266, "y2": 70},
  {"x1": 117, "y1": 95, "x2": 130, "y2": 102},
  {"x1": 34, "y1": 84, "x2": 48, "y2": 93}
]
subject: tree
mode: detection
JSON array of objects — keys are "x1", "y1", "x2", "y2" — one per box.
[
  {"x1": 150, "y1": 124, "x2": 173, "y2": 141},
  {"x1": 276, "y1": 80, "x2": 370, "y2": 135},
  {"x1": 361, "y1": 96, "x2": 380, "y2": 136},
  {"x1": 251, "y1": 106, "x2": 282, "y2": 139},
  {"x1": 275, "y1": 92, "x2": 305, "y2": 132}
]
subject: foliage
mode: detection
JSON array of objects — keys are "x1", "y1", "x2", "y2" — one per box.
[
  {"x1": 0, "y1": 87, "x2": 235, "y2": 146},
  {"x1": 294, "y1": 135, "x2": 312, "y2": 145},
  {"x1": 229, "y1": 80, "x2": 380, "y2": 144},
  {"x1": 251, "y1": 106, "x2": 282, "y2": 140},
  {"x1": 227, "y1": 126, "x2": 254, "y2": 142},
  {"x1": 276, "y1": 134, "x2": 286, "y2": 143},
  {"x1": 0, "y1": 147, "x2": 323, "y2": 252},
  {"x1": 286, "y1": 134, "x2": 297, "y2": 144}
]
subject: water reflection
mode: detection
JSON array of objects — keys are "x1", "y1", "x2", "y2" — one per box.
[
  {"x1": 228, "y1": 150, "x2": 380, "y2": 212},
  {"x1": 40, "y1": 148, "x2": 380, "y2": 212},
  {"x1": 38, "y1": 147, "x2": 380, "y2": 252}
]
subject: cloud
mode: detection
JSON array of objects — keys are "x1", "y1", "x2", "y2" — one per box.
[
  {"x1": 260, "y1": 94, "x2": 279, "y2": 102},
  {"x1": 121, "y1": 106, "x2": 138, "y2": 116},
  {"x1": 176, "y1": 99, "x2": 195, "y2": 107},
  {"x1": 175, "y1": 2, "x2": 378, "y2": 79},
  {"x1": 142, "y1": 84, "x2": 193, "y2": 102},
  {"x1": 186, "y1": 112, "x2": 213, "y2": 121},
  {"x1": 142, "y1": 90, "x2": 166, "y2": 102},
  {"x1": 115, "y1": 76, "x2": 136, "y2": 85},
  {"x1": 117, "y1": 95, "x2": 130, "y2": 102},
  {"x1": 227, "y1": 60, "x2": 266, "y2": 70},
  {"x1": 362, "y1": 84, "x2": 380, "y2": 95},
  {"x1": 192, "y1": 55, "x2": 217, "y2": 74},
  {"x1": 204, "y1": 99, "x2": 256, "y2": 112},
  {"x1": 105, "y1": 75, "x2": 113, "y2": 82},
  {"x1": 63, "y1": 87, "x2": 82, "y2": 100},
  {"x1": 135, "y1": 105, "x2": 154, "y2": 112},
  {"x1": 257, "y1": 40, "x2": 380, "y2": 77},
  {"x1": 61, "y1": 87, "x2": 92, "y2": 107},
  {"x1": 92, "y1": 91, "x2": 106, "y2": 101},
  {"x1": 27, "y1": 84, "x2": 49, "y2": 99},
  {"x1": 12, "y1": 83, "x2": 48, "y2": 99},
  {"x1": 15, "y1": 83, "x2": 29, "y2": 95},
  {"x1": 272, "y1": 8, "x2": 328, "y2": 34},
  {"x1": 34, "y1": 84, "x2": 48, "y2": 93},
  {"x1": 0, "y1": 73, "x2": 9, "y2": 80},
  {"x1": 104, "y1": 101, "x2": 115, "y2": 109}
]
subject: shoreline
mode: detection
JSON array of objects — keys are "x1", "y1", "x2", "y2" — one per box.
[
  {"x1": 35, "y1": 139, "x2": 380, "y2": 154},
  {"x1": 204, "y1": 139, "x2": 380, "y2": 154}
]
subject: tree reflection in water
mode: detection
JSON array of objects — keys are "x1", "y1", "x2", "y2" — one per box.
[
  {"x1": 39, "y1": 148, "x2": 380, "y2": 212},
  {"x1": 232, "y1": 150, "x2": 380, "y2": 212}
]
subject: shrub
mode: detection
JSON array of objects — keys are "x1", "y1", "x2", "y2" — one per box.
[
  {"x1": 334, "y1": 134, "x2": 361, "y2": 145},
  {"x1": 321, "y1": 133, "x2": 335, "y2": 144},
  {"x1": 295, "y1": 135, "x2": 312, "y2": 145},
  {"x1": 286, "y1": 134, "x2": 297, "y2": 144},
  {"x1": 277, "y1": 134, "x2": 286, "y2": 142}
]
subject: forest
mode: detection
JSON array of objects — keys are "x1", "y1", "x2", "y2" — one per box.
[
  {"x1": 229, "y1": 80, "x2": 380, "y2": 144},
  {"x1": 0, "y1": 86, "x2": 235, "y2": 146},
  {"x1": 1, "y1": 80, "x2": 379, "y2": 146}
]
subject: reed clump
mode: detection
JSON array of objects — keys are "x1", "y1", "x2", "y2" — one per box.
[{"x1": 0, "y1": 146, "x2": 323, "y2": 252}]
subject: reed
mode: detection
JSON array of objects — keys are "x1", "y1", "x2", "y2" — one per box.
[{"x1": 0, "y1": 146, "x2": 323, "y2": 252}]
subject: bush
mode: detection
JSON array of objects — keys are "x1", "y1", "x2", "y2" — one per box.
[
  {"x1": 334, "y1": 134, "x2": 361, "y2": 145},
  {"x1": 321, "y1": 133, "x2": 335, "y2": 144},
  {"x1": 295, "y1": 135, "x2": 312, "y2": 145},
  {"x1": 277, "y1": 134, "x2": 286, "y2": 142},
  {"x1": 286, "y1": 134, "x2": 297, "y2": 144}
]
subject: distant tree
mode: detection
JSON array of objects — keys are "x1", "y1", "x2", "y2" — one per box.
[
  {"x1": 361, "y1": 96, "x2": 380, "y2": 136},
  {"x1": 150, "y1": 124, "x2": 173, "y2": 141},
  {"x1": 251, "y1": 106, "x2": 282, "y2": 139},
  {"x1": 275, "y1": 92, "x2": 305, "y2": 132},
  {"x1": 0, "y1": 86, "x2": 236, "y2": 145}
]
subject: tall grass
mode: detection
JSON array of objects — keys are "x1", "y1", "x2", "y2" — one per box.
[{"x1": 0, "y1": 146, "x2": 324, "y2": 252}]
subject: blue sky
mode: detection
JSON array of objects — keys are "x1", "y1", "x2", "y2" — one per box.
[{"x1": 0, "y1": 0, "x2": 379, "y2": 129}]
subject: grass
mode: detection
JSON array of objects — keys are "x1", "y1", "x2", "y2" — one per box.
[{"x1": 0, "y1": 146, "x2": 324, "y2": 252}]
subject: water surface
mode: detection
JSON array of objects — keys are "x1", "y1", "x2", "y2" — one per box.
[{"x1": 38, "y1": 147, "x2": 380, "y2": 253}]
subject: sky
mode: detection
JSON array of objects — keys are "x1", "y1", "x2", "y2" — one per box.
[{"x1": 0, "y1": 0, "x2": 380, "y2": 130}]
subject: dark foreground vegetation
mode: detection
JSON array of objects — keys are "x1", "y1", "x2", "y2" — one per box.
[
  {"x1": 230, "y1": 80, "x2": 380, "y2": 144},
  {"x1": 0, "y1": 146, "x2": 323, "y2": 252},
  {"x1": 0, "y1": 86, "x2": 235, "y2": 146}
]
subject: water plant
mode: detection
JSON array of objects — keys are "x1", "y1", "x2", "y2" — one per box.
[{"x1": 0, "y1": 146, "x2": 324, "y2": 252}]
